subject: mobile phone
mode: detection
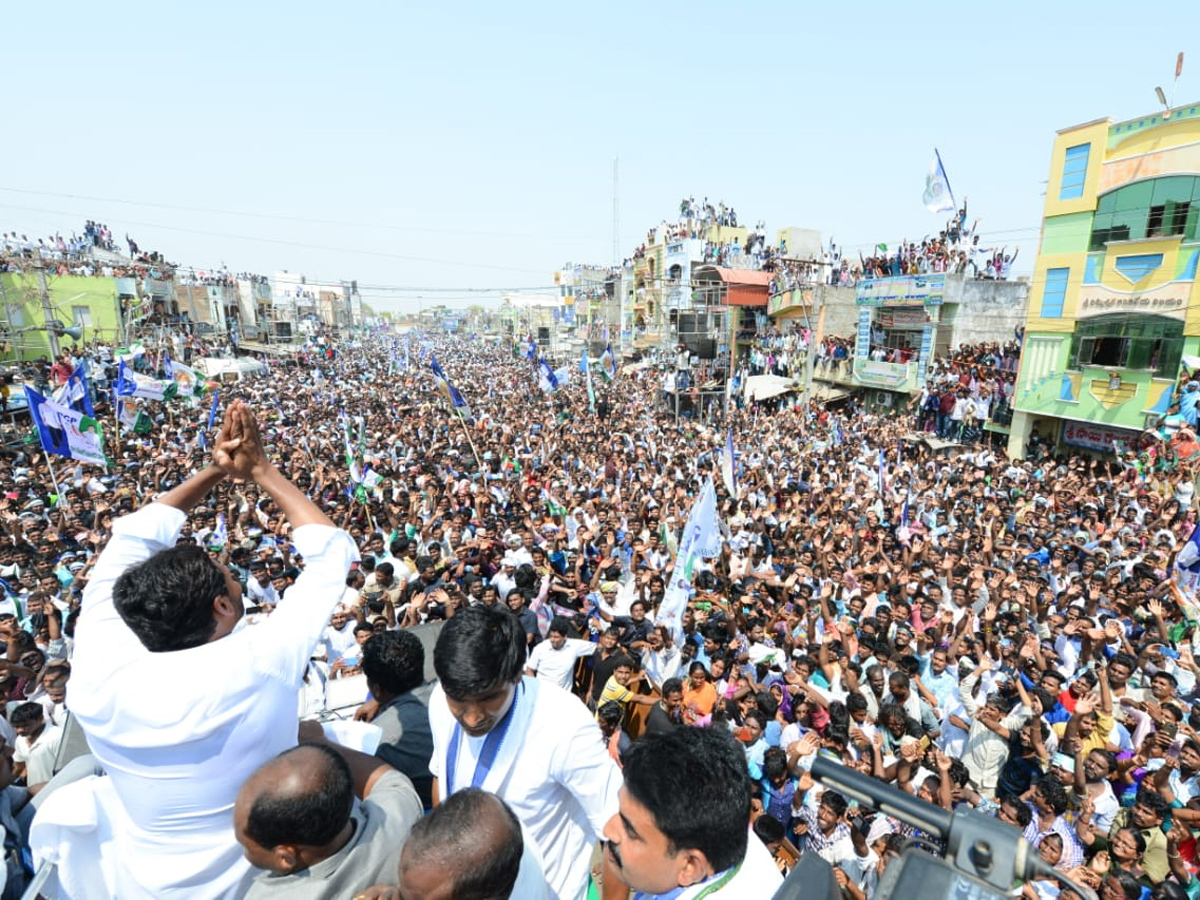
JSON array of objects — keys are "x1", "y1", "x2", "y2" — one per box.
[{"x1": 1161, "y1": 722, "x2": 1179, "y2": 740}]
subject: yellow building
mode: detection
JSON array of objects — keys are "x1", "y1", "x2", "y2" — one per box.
[{"x1": 1011, "y1": 101, "x2": 1200, "y2": 455}]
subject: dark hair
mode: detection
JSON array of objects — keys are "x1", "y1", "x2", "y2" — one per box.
[
  {"x1": 244, "y1": 744, "x2": 353, "y2": 848},
  {"x1": 1036, "y1": 775, "x2": 1069, "y2": 816},
  {"x1": 763, "y1": 747, "x2": 788, "y2": 782},
  {"x1": 548, "y1": 615, "x2": 572, "y2": 637},
  {"x1": 362, "y1": 630, "x2": 425, "y2": 697},
  {"x1": 1000, "y1": 792, "x2": 1033, "y2": 828},
  {"x1": 753, "y1": 813, "x2": 785, "y2": 845},
  {"x1": 112, "y1": 544, "x2": 231, "y2": 652},
  {"x1": 820, "y1": 789, "x2": 848, "y2": 817},
  {"x1": 662, "y1": 677, "x2": 684, "y2": 697},
  {"x1": 623, "y1": 727, "x2": 750, "y2": 872},
  {"x1": 1088, "y1": 748, "x2": 1118, "y2": 776},
  {"x1": 402, "y1": 787, "x2": 523, "y2": 900},
  {"x1": 10, "y1": 702, "x2": 43, "y2": 728},
  {"x1": 1134, "y1": 785, "x2": 1169, "y2": 819},
  {"x1": 1105, "y1": 870, "x2": 1145, "y2": 900},
  {"x1": 598, "y1": 701, "x2": 625, "y2": 727},
  {"x1": 1110, "y1": 652, "x2": 1137, "y2": 672},
  {"x1": 434, "y1": 604, "x2": 525, "y2": 698}
]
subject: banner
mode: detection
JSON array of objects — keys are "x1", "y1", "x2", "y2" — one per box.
[
  {"x1": 116, "y1": 360, "x2": 178, "y2": 402},
  {"x1": 656, "y1": 478, "x2": 721, "y2": 634},
  {"x1": 25, "y1": 387, "x2": 106, "y2": 467}
]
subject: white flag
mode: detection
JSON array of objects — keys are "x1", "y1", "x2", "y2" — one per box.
[
  {"x1": 923, "y1": 150, "x2": 956, "y2": 213},
  {"x1": 656, "y1": 478, "x2": 721, "y2": 634}
]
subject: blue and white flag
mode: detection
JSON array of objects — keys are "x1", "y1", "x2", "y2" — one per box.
[
  {"x1": 897, "y1": 492, "x2": 912, "y2": 545},
  {"x1": 656, "y1": 478, "x2": 721, "y2": 635},
  {"x1": 116, "y1": 359, "x2": 177, "y2": 402},
  {"x1": 522, "y1": 336, "x2": 538, "y2": 361},
  {"x1": 923, "y1": 149, "x2": 956, "y2": 214},
  {"x1": 721, "y1": 429, "x2": 737, "y2": 497},
  {"x1": 1178, "y1": 523, "x2": 1200, "y2": 572},
  {"x1": 430, "y1": 355, "x2": 468, "y2": 409},
  {"x1": 51, "y1": 368, "x2": 94, "y2": 417},
  {"x1": 207, "y1": 391, "x2": 220, "y2": 431},
  {"x1": 537, "y1": 358, "x2": 560, "y2": 393},
  {"x1": 212, "y1": 513, "x2": 228, "y2": 548},
  {"x1": 25, "y1": 386, "x2": 106, "y2": 467},
  {"x1": 581, "y1": 350, "x2": 596, "y2": 413},
  {"x1": 600, "y1": 343, "x2": 617, "y2": 382}
]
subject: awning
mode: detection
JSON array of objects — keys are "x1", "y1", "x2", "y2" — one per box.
[
  {"x1": 743, "y1": 373, "x2": 799, "y2": 401},
  {"x1": 811, "y1": 384, "x2": 851, "y2": 404},
  {"x1": 693, "y1": 266, "x2": 772, "y2": 307}
]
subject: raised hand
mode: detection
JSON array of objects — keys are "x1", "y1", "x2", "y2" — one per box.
[{"x1": 212, "y1": 400, "x2": 270, "y2": 481}]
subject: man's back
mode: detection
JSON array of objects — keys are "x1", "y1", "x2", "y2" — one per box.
[
  {"x1": 67, "y1": 502, "x2": 357, "y2": 898},
  {"x1": 374, "y1": 692, "x2": 434, "y2": 809}
]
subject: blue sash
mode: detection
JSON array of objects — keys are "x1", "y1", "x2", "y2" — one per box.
[{"x1": 445, "y1": 682, "x2": 523, "y2": 794}]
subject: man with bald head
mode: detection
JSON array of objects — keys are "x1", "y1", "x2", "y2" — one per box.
[
  {"x1": 234, "y1": 731, "x2": 422, "y2": 899},
  {"x1": 396, "y1": 788, "x2": 527, "y2": 900}
]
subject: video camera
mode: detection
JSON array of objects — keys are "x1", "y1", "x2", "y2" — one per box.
[{"x1": 771, "y1": 756, "x2": 1096, "y2": 900}]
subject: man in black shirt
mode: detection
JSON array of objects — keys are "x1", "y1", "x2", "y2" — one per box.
[{"x1": 644, "y1": 677, "x2": 684, "y2": 736}]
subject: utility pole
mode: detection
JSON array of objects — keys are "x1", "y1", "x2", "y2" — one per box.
[
  {"x1": 612, "y1": 157, "x2": 620, "y2": 268},
  {"x1": 34, "y1": 263, "x2": 61, "y2": 359}
]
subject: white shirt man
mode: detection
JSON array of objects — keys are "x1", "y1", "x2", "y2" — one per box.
[
  {"x1": 525, "y1": 632, "x2": 597, "y2": 692},
  {"x1": 490, "y1": 561, "x2": 518, "y2": 601},
  {"x1": 37, "y1": 500, "x2": 357, "y2": 899},
  {"x1": 13, "y1": 721, "x2": 63, "y2": 786},
  {"x1": 428, "y1": 676, "x2": 621, "y2": 900}
]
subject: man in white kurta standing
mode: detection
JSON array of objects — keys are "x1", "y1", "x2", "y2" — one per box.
[
  {"x1": 31, "y1": 400, "x2": 358, "y2": 899},
  {"x1": 428, "y1": 603, "x2": 622, "y2": 900}
]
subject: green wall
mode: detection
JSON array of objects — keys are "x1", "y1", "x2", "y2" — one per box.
[
  {"x1": 1040, "y1": 212, "x2": 1094, "y2": 255},
  {"x1": 0, "y1": 274, "x2": 121, "y2": 360}
]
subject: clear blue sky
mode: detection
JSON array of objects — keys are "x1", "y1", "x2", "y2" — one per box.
[{"x1": 3, "y1": 2, "x2": 1198, "y2": 312}]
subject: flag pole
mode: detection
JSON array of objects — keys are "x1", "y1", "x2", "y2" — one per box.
[
  {"x1": 43, "y1": 448, "x2": 64, "y2": 511},
  {"x1": 455, "y1": 408, "x2": 484, "y2": 471}
]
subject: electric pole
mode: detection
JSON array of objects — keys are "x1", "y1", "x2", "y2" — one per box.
[{"x1": 34, "y1": 263, "x2": 61, "y2": 359}]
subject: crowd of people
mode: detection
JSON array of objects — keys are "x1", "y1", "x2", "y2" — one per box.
[
  {"x1": 0, "y1": 326, "x2": 1200, "y2": 899},
  {"x1": 0, "y1": 221, "x2": 175, "y2": 281},
  {"x1": 820, "y1": 201, "x2": 1024, "y2": 287}
]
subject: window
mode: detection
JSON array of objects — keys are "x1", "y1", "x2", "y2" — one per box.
[
  {"x1": 1090, "y1": 176, "x2": 1200, "y2": 249},
  {"x1": 1040, "y1": 267, "x2": 1069, "y2": 318},
  {"x1": 1069, "y1": 314, "x2": 1184, "y2": 377},
  {"x1": 72, "y1": 305, "x2": 92, "y2": 327},
  {"x1": 1059, "y1": 143, "x2": 1091, "y2": 200}
]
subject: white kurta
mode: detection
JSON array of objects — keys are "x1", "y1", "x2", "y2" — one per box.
[
  {"x1": 429, "y1": 676, "x2": 621, "y2": 900},
  {"x1": 43, "y1": 502, "x2": 358, "y2": 899}
]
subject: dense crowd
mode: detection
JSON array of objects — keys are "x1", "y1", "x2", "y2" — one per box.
[{"x1": 1, "y1": 328, "x2": 1200, "y2": 899}]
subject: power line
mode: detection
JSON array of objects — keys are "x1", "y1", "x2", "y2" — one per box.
[
  {"x1": 0, "y1": 186, "x2": 610, "y2": 242},
  {"x1": 0, "y1": 202, "x2": 552, "y2": 276}
]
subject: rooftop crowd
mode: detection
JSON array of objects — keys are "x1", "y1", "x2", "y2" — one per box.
[
  {"x1": 1, "y1": 221, "x2": 267, "y2": 290},
  {"x1": 0, "y1": 327, "x2": 1197, "y2": 899},
  {"x1": 826, "y1": 200, "x2": 1023, "y2": 287}
]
